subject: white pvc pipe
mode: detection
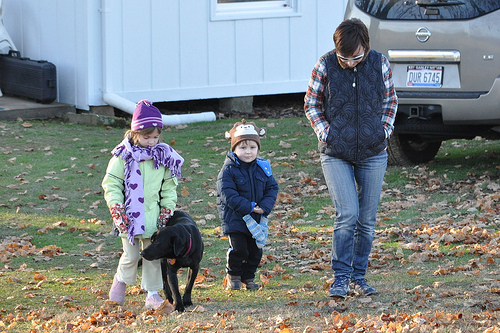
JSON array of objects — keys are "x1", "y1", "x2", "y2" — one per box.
[
  {"x1": 103, "y1": 93, "x2": 135, "y2": 113},
  {"x1": 103, "y1": 92, "x2": 216, "y2": 126}
]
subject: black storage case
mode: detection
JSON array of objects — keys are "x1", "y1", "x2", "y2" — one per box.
[{"x1": 0, "y1": 50, "x2": 57, "y2": 104}]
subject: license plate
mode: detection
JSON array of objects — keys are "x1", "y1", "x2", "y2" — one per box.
[{"x1": 406, "y1": 65, "x2": 443, "y2": 88}]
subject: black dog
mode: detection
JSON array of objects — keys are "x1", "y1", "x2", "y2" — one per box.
[{"x1": 141, "y1": 210, "x2": 203, "y2": 312}]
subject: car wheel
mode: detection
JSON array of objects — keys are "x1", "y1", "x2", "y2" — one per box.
[{"x1": 387, "y1": 134, "x2": 442, "y2": 166}]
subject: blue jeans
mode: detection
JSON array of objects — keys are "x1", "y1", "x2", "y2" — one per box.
[{"x1": 320, "y1": 151, "x2": 387, "y2": 280}]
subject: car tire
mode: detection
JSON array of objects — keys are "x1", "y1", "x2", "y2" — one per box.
[{"x1": 387, "y1": 134, "x2": 442, "y2": 166}]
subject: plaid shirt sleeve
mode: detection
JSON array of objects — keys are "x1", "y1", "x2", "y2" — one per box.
[
  {"x1": 304, "y1": 56, "x2": 329, "y2": 142},
  {"x1": 381, "y1": 55, "x2": 398, "y2": 138},
  {"x1": 304, "y1": 54, "x2": 398, "y2": 142}
]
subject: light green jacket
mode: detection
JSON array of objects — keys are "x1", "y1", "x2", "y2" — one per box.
[{"x1": 102, "y1": 155, "x2": 178, "y2": 239}]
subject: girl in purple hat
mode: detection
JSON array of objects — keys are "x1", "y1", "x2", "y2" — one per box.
[{"x1": 102, "y1": 100, "x2": 184, "y2": 309}]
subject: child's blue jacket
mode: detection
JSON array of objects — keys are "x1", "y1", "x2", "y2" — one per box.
[{"x1": 216, "y1": 151, "x2": 279, "y2": 235}]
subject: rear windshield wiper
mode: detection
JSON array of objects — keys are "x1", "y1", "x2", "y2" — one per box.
[{"x1": 415, "y1": 0, "x2": 465, "y2": 6}]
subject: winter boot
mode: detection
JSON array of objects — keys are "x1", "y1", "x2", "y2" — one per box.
[
  {"x1": 226, "y1": 274, "x2": 241, "y2": 290},
  {"x1": 242, "y1": 279, "x2": 260, "y2": 291}
]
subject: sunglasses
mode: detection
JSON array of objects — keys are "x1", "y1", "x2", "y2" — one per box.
[{"x1": 337, "y1": 53, "x2": 365, "y2": 62}]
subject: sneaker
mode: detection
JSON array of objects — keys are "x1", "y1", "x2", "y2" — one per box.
[
  {"x1": 226, "y1": 274, "x2": 241, "y2": 290},
  {"x1": 327, "y1": 276, "x2": 350, "y2": 298},
  {"x1": 108, "y1": 274, "x2": 126, "y2": 305},
  {"x1": 242, "y1": 279, "x2": 260, "y2": 291},
  {"x1": 145, "y1": 294, "x2": 164, "y2": 309},
  {"x1": 351, "y1": 278, "x2": 378, "y2": 296}
]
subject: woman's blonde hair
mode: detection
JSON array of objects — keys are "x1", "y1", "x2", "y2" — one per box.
[{"x1": 125, "y1": 126, "x2": 163, "y2": 146}]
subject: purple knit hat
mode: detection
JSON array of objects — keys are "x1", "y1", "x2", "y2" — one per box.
[{"x1": 131, "y1": 100, "x2": 163, "y2": 131}]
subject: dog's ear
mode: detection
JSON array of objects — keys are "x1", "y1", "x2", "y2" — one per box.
[{"x1": 173, "y1": 236, "x2": 185, "y2": 257}]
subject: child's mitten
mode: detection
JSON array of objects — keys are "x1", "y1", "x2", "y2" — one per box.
[
  {"x1": 260, "y1": 216, "x2": 269, "y2": 239},
  {"x1": 255, "y1": 216, "x2": 268, "y2": 248},
  {"x1": 157, "y1": 207, "x2": 173, "y2": 229},
  {"x1": 109, "y1": 203, "x2": 129, "y2": 234},
  {"x1": 243, "y1": 214, "x2": 266, "y2": 249},
  {"x1": 255, "y1": 237, "x2": 266, "y2": 249}
]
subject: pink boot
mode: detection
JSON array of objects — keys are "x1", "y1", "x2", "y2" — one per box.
[
  {"x1": 145, "y1": 294, "x2": 164, "y2": 309},
  {"x1": 109, "y1": 274, "x2": 126, "y2": 305}
]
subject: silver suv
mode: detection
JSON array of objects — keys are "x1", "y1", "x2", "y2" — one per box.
[{"x1": 345, "y1": 0, "x2": 500, "y2": 165}]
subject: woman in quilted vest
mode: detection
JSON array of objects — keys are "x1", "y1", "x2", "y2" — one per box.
[{"x1": 304, "y1": 18, "x2": 398, "y2": 299}]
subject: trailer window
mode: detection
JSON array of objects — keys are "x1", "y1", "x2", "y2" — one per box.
[{"x1": 211, "y1": 0, "x2": 299, "y2": 21}]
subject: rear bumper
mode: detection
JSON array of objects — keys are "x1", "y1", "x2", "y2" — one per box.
[{"x1": 397, "y1": 76, "x2": 500, "y2": 125}]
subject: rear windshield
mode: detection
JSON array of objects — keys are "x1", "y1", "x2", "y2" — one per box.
[{"x1": 355, "y1": 0, "x2": 500, "y2": 20}]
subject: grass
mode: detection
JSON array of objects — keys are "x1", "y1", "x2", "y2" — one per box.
[{"x1": 0, "y1": 117, "x2": 499, "y2": 332}]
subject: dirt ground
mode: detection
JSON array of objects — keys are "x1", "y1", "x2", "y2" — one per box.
[{"x1": 155, "y1": 93, "x2": 306, "y2": 120}]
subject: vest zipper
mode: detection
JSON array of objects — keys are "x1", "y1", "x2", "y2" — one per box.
[{"x1": 354, "y1": 67, "x2": 359, "y2": 161}]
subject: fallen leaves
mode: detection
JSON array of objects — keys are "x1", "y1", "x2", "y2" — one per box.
[
  {"x1": 0, "y1": 120, "x2": 498, "y2": 332},
  {"x1": 0, "y1": 234, "x2": 63, "y2": 264},
  {"x1": 279, "y1": 140, "x2": 292, "y2": 149},
  {"x1": 181, "y1": 186, "x2": 189, "y2": 197}
]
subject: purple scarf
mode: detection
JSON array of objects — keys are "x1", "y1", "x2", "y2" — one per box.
[{"x1": 112, "y1": 138, "x2": 184, "y2": 245}]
